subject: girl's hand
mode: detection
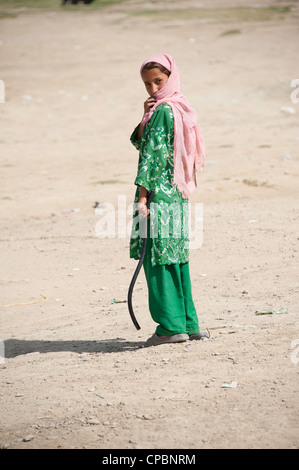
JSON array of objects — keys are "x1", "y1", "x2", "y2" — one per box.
[
  {"x1": 136, "y1": 98, "x2": 156, "y2": 139},
  {"x1": 137, "y1": 196, "x2": 150, "y2": 219},
  {"x1": 144, "y1": 97, "x2": 156, "y2": 114}
]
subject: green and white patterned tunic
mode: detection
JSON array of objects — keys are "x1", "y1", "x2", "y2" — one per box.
[{"x1": 130, "y1": 103, "x2": 190, "y2": 267}]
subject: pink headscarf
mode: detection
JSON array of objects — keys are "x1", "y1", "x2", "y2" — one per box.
[{"x1": 140, "y1": 53, "x2": 205, "y2": 199}]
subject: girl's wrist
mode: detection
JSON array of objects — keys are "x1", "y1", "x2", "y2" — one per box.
[{"x1": 139, "y1": 186, "x2": 148, "y2": 199}]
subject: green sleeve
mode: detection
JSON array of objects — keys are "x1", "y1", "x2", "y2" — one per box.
[
  {"x1": 134, "y1": 105, "x2": 174, "y2": 192},
  {"x1": 130, "y1": 125, "x2": 142, "y2": 151}
]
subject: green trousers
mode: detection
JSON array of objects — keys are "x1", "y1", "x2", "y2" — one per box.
[{"x1": 143, "y1": 229, "x2": 200, "y2": 337}]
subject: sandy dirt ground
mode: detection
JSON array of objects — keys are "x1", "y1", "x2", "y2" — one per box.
[{"x1": 0, "y1": 0, "x2": 298, "y2": 449}]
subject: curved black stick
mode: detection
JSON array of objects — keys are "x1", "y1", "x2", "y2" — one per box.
[{"x1": 128, "y1": 190, "x2": 155, "y2": 330}]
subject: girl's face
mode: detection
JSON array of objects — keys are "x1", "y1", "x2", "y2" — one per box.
[{"x1": 141, "y1": 67, "x2": 169, "y2": 97}]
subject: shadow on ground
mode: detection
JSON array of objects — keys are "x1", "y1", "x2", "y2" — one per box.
[{"x1": 3, "y1": 338, "x2": 145, "y2": 358}]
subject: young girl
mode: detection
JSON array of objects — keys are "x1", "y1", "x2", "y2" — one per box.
[{"x1": 130, "y1": 53, "x2": 206, "y2": 347}]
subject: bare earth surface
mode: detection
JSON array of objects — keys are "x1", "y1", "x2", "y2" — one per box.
[{"x1": 0, "y1": 0, "x2": 298, "y2": 449}]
